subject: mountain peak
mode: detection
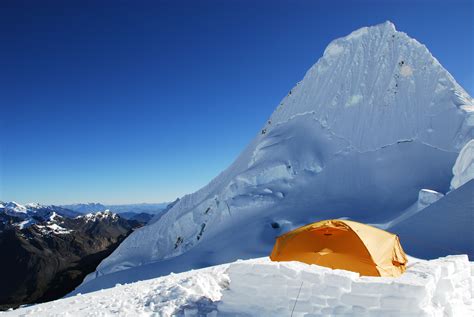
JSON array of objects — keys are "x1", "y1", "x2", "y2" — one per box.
[
  {"x1": 377, "y1": 20, "x2": 396, "y2": 31},
  {"x1": 270, "y1": 22, "x2": 472, "y2": 152},
  {"x1": 80, "y1": 23, "x2": 473, "y2": 289}
]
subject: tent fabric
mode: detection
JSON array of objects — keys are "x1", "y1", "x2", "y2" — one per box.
[{"x1": 270, "y1": 219, "x2": 407, "y2": 277}]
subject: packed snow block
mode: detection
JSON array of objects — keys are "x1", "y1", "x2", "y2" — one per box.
[
  {"x1": 251, "y1": 262, "x2": 281, "y2": 276},
  {"x1": 290, "y1": 283, "x2": 312, "y2": 302},
  {"x1": 393, "y1": 271, "x2": 436, "y2": 300},
  {"x1": 300, "y1": 269, "x2": 323, "y2": 284},
  {"x1": 341, "y1": 293, "x2": 379, "y2": 307},
  {"x1": 380, "y1": 296, "x2": 420, "y2": 310},
  {"x1": 408, "y1": 261, "x2": 442, "y2": 281},
  {"x1": 308, "y1": 295, "x2": 327, "y2": 306},
  {"x1": 290, "y1": 299, "x2": 314, "y2": 313},
  {"x1": 258, "y1": 274, "x2": 288, "y2": 288},
  {"x1": 326, "y1": 296, "x2": 346, "y2": 307},
  {"x1": 228, "y1": 271, "x2": 261, "y2": 288},
  {"x1": 228, "y1": 261, "x2": 255, "y2": 275},
  {"x1": 323, "y1": 269, "x2": 358, "y2": 290},
  {"x1": 219, "y1": 256, "x2": 474, "y2": 316},
  {"x1": 442, "y1": 254, "x2": 470, "y2": 271},
  {"x1": 322, "y1": 285, "x2": 344, "y2": 298},
  {"x1": 351, "y1": 276, "x2": 394, "y2": 296},
  {"x1": 434, "y1": 278, "x2": 455, "y2": 305},
  {"x1": 278, "y1": 261, "x2": 309, "y2": 279},
  {"x1": 351, "y1": 305, "x2": 368, "y2": 315},
  {"x1": 432, "y1": 258, "x2": 456, "y2": 277}
]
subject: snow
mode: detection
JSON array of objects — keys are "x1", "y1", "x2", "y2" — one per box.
[
  {"x1": 0, "y1": 202, "x2": 75, "y2": 232},
  {"x1": 346, "y1": 25, "x2": 369, "y2": 40},
  {"x1": 25, "y1": 202, "x2": 42, "y2": 209},
  {"x1": 400, "y1": 64, "x2": 413, "y2": 77},
  {"x1": 372, "y1": 188, "x2": 443, "y2": 230},
  {"x1": 3, "y1": 255, "x2": 473, "y2": 316},
  {"x1": 16, "y1": 219, "x2": 36, "y2": 230},
  {"x1": 3, "y1": 263, "x2": 229, "y2": 317},
  {"x1": 450, "y1": 139, "x2": 474, "y2": 190},
  {"x1": 345, "y1": 94, "x2": 363, "y2": 107},
  {"x1": 79, "y1": 210, "x2": 119, "y2": 222},
  {"x1": 417, "y1": 189, "x2": 444, "y2": 207},
  {"x1": 2, "y1": 201, "x2": 28, "y2": 216},
  {"x1": 77, "y1": 22, "x2": 473, "y2": 292},
  {"x1": 390, "y1": 180, "x2": 474, "y2": 259},
  {"x1": 35, "y1": 223, "x2": 72, "y2": 235},
  {"x1": 324, "y1": 43, "x2": 344, "y2": 56}
]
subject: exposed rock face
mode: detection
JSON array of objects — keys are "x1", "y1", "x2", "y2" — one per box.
[{"x1": 0, "y1": 207, "x2": 141, "y2": 310}]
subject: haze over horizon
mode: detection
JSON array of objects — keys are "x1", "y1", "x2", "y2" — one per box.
[{"x1": 1, "y1": 0, "x2": 473, "y2": 205}]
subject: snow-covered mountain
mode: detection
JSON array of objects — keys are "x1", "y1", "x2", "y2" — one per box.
[
  {"x1": 0, "y1": 202, "x2": 28, "y2": 217},
  {"x1": 77, "y1": 21, "x2": 473, "y2": 293},
  {"x1": 0, "y1": 202, "x2": 80, "y2": 229}
]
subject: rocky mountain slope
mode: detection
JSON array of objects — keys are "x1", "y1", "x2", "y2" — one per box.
[{"x1": 0, "y1": 203, "x2": 142, "y2": 310}]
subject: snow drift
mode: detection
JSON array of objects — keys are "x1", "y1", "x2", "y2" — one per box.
[
  {"x1": 5, "y1": 256, "x2": 473, "y2": 316},
  {"x1": 77, "y1": 21, "x2": 473, "y2": 292}
]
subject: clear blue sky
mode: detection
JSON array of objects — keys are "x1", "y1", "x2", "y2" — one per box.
[{"x1": 1, "y1": 0, "x2": 472, "y2": 205}]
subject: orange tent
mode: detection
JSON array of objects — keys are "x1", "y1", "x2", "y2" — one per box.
[{"x1": 270, "y1": 219, "x2": 407, "y2": 277}]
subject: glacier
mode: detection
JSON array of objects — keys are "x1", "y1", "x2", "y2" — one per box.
[{"x1": 74, "y1": 21, "x2": 473, "y2": 294}]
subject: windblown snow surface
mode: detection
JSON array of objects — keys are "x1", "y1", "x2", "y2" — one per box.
[
  {"x1": 3, "y1": 256, "x2": 473, "y2": 316},
  {"x1": 73, "y1": 21, "x2": 473, "y2": 295}
]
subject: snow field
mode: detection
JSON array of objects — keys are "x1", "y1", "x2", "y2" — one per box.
[
  {"x1": 218, "y1": 256, "x2": 474, "y2": 316},
  {"x1": 3, "y1": 256, "x2": 473, "y2": 316},
  {"x1": 2, "y1": 265, "x2": 230, "y2": 317}
]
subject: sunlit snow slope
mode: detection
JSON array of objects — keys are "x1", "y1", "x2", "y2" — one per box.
[{"x1": 78, "y1": 21, "x2": 473, "y2": 293}]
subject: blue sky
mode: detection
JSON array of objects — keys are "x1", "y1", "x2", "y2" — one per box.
[{"x1": 1, "y1": 0, "x2": 473, "y2": 204}]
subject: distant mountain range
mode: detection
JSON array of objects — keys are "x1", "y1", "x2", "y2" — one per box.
[
  {"x1": 0, "y1": 202, "x2": 148, "y2": 310},
  {"x1": 61, "y1": 202, "x2": 169, "y2": 215}
]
